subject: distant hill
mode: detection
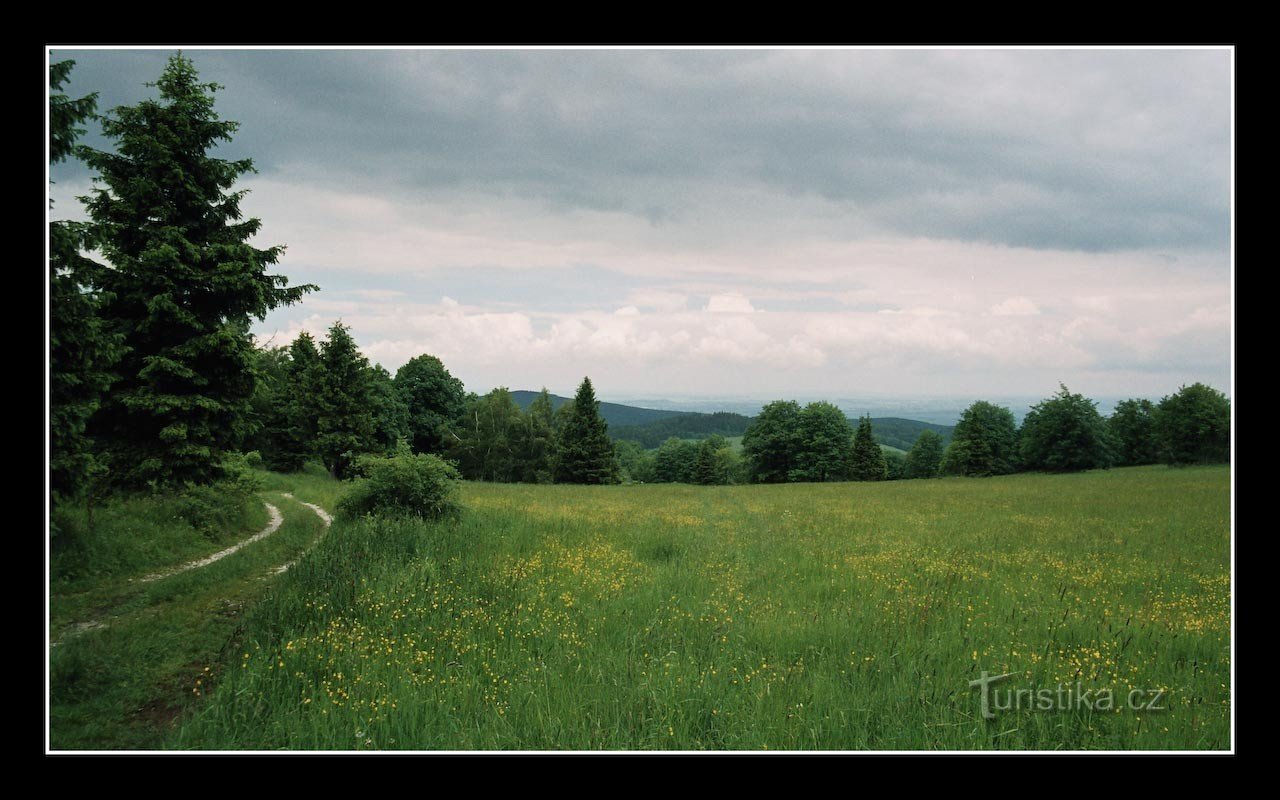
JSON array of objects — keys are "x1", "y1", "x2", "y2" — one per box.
[
  {"x1": 510, "y1": 390, "x2": 685, "y2": 428},
  {"x1": 867, "y1": 417, "x2": 954, "y2": 451},
  {"x1": 511, "y1": 392, "x2": 953, "y2": 452},
  {"x1": 611, "y1": 411, "x2": 755, "y2": 448}
]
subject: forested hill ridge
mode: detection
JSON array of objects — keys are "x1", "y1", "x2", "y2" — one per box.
[
  {"x1": 509, "y1": 390, "x2": 685, "y2": 428},
  {"x1": 511, "y1": 391, "x2": 954, "y2": 450}
]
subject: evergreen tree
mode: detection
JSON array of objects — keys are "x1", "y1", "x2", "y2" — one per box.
[
  {"x1": 554, "y1": 377, "x2": 619, "y2": 484},
  {"x1": 1018, "y1": 384, "x2": 1112, "y2": 472},
  {"x1": 941, "y1": 401, "x2": 1019, "y2": 477},
  {"x1": 1153, "y1": 383, "x2": 1231, "y2": 465},
  {"x1": 1108, "y1": 398, "x2": 1159, "y2": 466},
  {"x1": 393, "y1": 354, "x2": 466, "y2": 454},
  {"x1": 79, "y1": 53, "x2": 314, "y2": 488},
  {"x1": 315, "y1": 322, "x2": 376, "y2": 478},
  {"x1": 850, "y1": 415, "x2": 888, "y2": 481},
  {"x1": 742, "y1": 400, "x2": 802, "y2": 483},
  {"x1": 50, "y1": 60, "x2": 123, "y2": 502},
  {"x1": 903, "y1": 429, "x2": 945, "y2": 478}
]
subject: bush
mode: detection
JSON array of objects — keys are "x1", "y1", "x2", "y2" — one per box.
[{"x1": 337, "y1": 451, "x2": 463, "y2": 520}]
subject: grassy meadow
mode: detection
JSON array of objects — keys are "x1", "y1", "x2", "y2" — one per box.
[
  {"x1": 48, "y1": 466, "x2": 343, "y2": 749},
  {"x1": 167, "y1": 465, "x2": 1230, "y2": 750}
]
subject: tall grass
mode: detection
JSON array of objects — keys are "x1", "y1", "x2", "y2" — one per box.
[
  {"x1": 48, "y1": 463, "x2": 343, "y2": 750},
  {"x1": 177, "y1": 465, "x2": 1230, "y2": 750}
]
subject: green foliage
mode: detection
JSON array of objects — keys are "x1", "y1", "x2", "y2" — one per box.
[
  {"x1": 554, "y1": 377, "x2": 620, "y2": 484},
  {"x1": 610, "y1": 411, "x2": 754, "y2": 448},
  {"x1": 882, "y1": 448, "x2": 906, "y2": 480},
  {"x1": 394, "y1": 354, "x2": 466, "y2": 455},
  {"x1": 742, "y1": 400, "x2": 802, "y2": 483},
  {"x1": 336, "y1": 450, "x2": 462, "y2": 521},
  {"x1": 903, "y1": 430, "x2": 945, "y2": 479},
  {"x1": 448, "y1": 388, "x2": 526, "y2": 482},
  {"x1": 50, "y1": 60, "x2": 123, "y2": 503},
  {"x1": 368, "y1": 364, "x2": 411, "y2": 453},
  {"x1": 614, "y1": 439, "x2": 656, "y2": 483},
  {"x1": 849, "y1": 415, "x2": 888, "y2": 481},
  {"x1": 517, "y1": 389, "x2": 558, "y2": 483},
  {"x1": 864, "y1": 418, "x2": 955, "y2": 452},
  {"x1": 1018, "y1": 384, "x2": 1113, "y2": 472},
  {"x1": 1108, "y1": 399, "x2": 1159, "y2": 467},
  {"x1": 1154, "y1": 383, "x2": 1231, "y2": 465},
  {"x1": 652, "y1": 437, "x2": 700, "y2": 483},
  {"x1": 315, "y1": 322, "x2": 377, "y2": 478},
  {"x1": 791, "y1": 402, "x2": 854, "y2": 482},
  {"x1": 941, "y1": 401, "x2": 1019, "y2": 477},
  {"x1": 78, "y1": 53, "x2": 315, "y2": 489}
]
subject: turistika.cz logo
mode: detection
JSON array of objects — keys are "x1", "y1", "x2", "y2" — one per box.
[{"x1": 968, "y1": 671, "x2": 1167, "y2": 720}]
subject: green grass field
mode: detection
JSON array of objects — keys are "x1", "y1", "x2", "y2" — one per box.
[
  {"x1": 165, "y1": 465, "x2": 1230, "y2": 751},
  {"x1": 48, "y1": 465, "x2": 343, "y2": 750}
]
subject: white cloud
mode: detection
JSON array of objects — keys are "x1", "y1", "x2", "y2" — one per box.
[
  {"x1": 705, "y1": 293, "x2": 756, "y2": 314},
  {"x1": 990, "y1": 297, "x2": 1042, "y2": 316}
]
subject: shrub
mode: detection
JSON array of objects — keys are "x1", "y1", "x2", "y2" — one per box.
[{"x1": 337, "y1": 451, "x2": 463, "y2": 520}]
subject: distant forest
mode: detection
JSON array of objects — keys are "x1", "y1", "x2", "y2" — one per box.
[{"x1": 511, "y1": 391, "x2": 954, "y2": 451}]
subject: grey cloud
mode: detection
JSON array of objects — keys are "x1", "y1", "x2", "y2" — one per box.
[{"x1": 50, "y1": 48, "x2": 1230, "y2": 254}]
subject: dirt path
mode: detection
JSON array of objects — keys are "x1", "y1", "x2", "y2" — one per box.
[
  {"x1": 271, "y1": 493, "x2": 333, "y2": 574},
  {"x1": 52, "y1": 495, "x2": 334, "y2": 647},
  {"x1": 134, "y1": 502, "x2": 283, "y2": 583}
]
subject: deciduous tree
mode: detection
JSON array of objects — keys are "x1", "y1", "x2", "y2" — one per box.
[
  {"x1": 941, "y1": 401, "x2": 1019, "y2": 477},
  {"x1": 1154, "y1": 383, "x2": 1230, "y2": 465},
  {"x1": 394, "y1": 354, "x2": 466, "y2": 455},
  {"x1": 1018, "y1": 384, "x2": 1113, "y2": 472},
  {"x1": 742, "y1": 400, "x2": 802, "y2": 483},
  {"x1": 903, "y1": 430, "x2": 945, "y2": 479}
]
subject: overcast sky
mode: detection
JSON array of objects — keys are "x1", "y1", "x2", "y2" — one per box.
[{"x1": 47, "y1": 46, "x2": 1232, "y2": 404}]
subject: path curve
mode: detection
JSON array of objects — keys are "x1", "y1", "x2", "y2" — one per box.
[
  {"x1": 53, "y1": 496, "x2": 335, "y2": 647},
  {"x1": 134, "y1": 501, "x2": 283, "y2": 583},
  {"x1": 271, "y1": 493, "x2": 333, "y2": 574}
]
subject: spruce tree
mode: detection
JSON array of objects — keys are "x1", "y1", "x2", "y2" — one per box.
[
  {"x1": 315, "y1": 322, "x2": 377, "y2": 478},
  {"x1": 78, "y1": 53, "x2": 315, "y2": 488},
  {"x1": 554, "y1": 377, "x2": 619, "y2": 484},
  {"x1": 50, "y1": 60, "x2": 123, "y2": 502},
  {"x1": 850, "y1": 415, "x2": 888, "y2": 481}
]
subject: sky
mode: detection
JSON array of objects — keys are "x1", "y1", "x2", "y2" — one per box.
[{"x1": 47, "y1": 46, "x2": 1232, "y2": 409}]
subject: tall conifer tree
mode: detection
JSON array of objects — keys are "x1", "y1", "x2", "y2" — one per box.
[
  {"x1": 554, "y1": 377, "x2": 618, "y2": 484},
  {"x1": 78, "y1": 53, "x2": 314, "y2": 488}
]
